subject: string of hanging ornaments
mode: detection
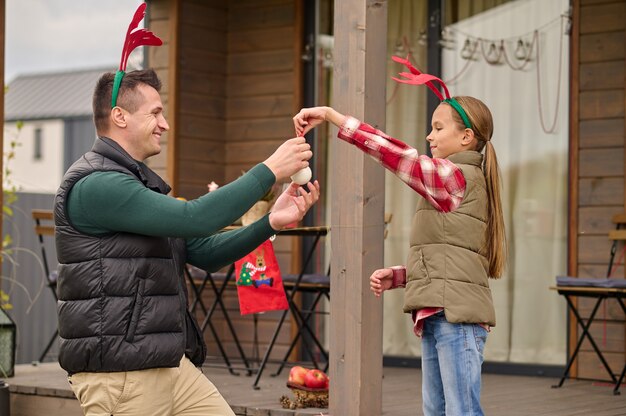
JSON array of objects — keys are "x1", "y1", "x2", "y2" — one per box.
[{"x1": 390, "y1": 10, "x2": 571, "y2": 135}]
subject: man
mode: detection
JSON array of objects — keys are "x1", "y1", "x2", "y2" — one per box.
[{"x1": 54, "y1": 69, "x2": 319, "y2": 415}]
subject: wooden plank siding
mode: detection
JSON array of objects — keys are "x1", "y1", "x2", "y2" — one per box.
[
  {"x1": 146, "y1": 0, "x2": 179, "y2": 182},
  {"x1": 147, "y1": 0, "x2": 305, "y2": 365},
  {"x1": 177, "y1": 0, "x2": 228, "y2": 197},
  {"x1": 574, "y1": 0, "x2": 626, "y2": 381},
  {"x1": 225, "y1": 0, "x2": 300, "y2": 181}
]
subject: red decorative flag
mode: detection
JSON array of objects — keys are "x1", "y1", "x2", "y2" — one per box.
[{"x1": 234, "y1": 239, "x2": 288, "y2": 315}]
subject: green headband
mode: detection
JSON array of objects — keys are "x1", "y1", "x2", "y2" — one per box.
[
  {"x1": 112, "y1": 3, "x2": 163, "y2": 108},
  {"x1": 443, "y1": 98, "x2": 472, "y2": 130},
  {"x1": 111, "y1": 70, "x2": 124, "y2": 108}
]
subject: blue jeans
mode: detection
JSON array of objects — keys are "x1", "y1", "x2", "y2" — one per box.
[{"x1": 421, "y1": 311, "x2": 487, "y2": 416}]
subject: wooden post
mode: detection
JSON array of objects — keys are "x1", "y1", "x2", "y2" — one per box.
[
  {"x1": 165, "y1": 0, "x2": 180, "y2": 195},
  {"x1": 330, "y1": 1, "x2": 386, "y2": 415}
]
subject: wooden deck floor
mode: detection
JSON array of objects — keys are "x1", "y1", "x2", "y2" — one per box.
[{"x1": 7, "y1": 360, "x2": 626, "y2": 415}]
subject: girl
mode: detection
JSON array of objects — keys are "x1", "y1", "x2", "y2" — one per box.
[{"x1": 293, "y1": 84, "x2": 506, "y2": 415}]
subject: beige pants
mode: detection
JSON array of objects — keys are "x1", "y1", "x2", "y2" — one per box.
[{"x1": 68, "y1": 356, "x2": 235, "y2": 416}]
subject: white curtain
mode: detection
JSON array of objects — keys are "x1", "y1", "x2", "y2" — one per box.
[{"x1": 441, "y1": 0, "x2": 569, "y2": 364}]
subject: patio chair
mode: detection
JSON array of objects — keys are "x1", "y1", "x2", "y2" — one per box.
[
  {"x1": 271, "y1": 270, "x2": 330, "y2": 376},
  {"x1": 253, "y1": 213, "x2": 393, "y2": 388},
  {"x1": 553, "y1": 213, "x2": 626, "y2": 395},
  {"x1": 275, "y1": 213, "x2": 393, "y2": 376},
  {"x1": 31, "y1": 209, "x2": 58, "y2": 362}
]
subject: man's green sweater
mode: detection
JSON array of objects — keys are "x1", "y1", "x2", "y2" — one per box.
[{"x1": 66, "y1": 163, "x2": 277, "y2": 271}]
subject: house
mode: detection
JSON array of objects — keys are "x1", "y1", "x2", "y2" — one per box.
[{"x1": 3, "y1": 67, "x2": 113, "y2": 193}]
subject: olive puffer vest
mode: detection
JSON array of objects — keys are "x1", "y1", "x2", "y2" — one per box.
[
  {"x1": 403, "y1": 151, "x2": 496, "y2": 326},
  {"x1": 54, "y1": 137, "x2": 206, "y2": 374}
]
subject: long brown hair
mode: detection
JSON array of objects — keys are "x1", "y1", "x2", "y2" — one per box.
[{"x1": 447, "y1": 96, "x2": 507, "y2": 278}]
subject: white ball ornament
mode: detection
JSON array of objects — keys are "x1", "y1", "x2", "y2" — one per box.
[{"x1": 290, "y1": 167, "x2": 312, "y2": 185}]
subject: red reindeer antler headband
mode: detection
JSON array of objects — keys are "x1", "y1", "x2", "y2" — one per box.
[
  {"x1": 111, "y1": 3, "x2": 163, "y2": 108},
  {"x1": 391, "y1": 56, "x2": 472, "y2": 129}
]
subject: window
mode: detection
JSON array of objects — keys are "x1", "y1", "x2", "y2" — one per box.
[{"x1": 33, "y1": 128, "x2": 42, "y2": 161}]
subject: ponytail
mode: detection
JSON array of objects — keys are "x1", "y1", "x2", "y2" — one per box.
[
  {"x1": 450, "y1": 96, "x2": 507, "y2": 278},
  {"x1": 483, "y1": 141, "x2": 507, "y2": 278}
]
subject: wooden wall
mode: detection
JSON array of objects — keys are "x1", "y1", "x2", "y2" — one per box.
[
  {"x1": 176, "y1": 0, "x2": 229, "y2": 198},
  {"x1": 148, "y1": 0, "x2": 305, "y2": 364},
  {"x1": 225, "y1": 0, "x2": 301, "y2": 181},
  {"x1": 148, "y1": 0, "x2": 229, "y2": 197},
  {"x1": 151, "y1": 0, "x2": 302, "y2": 198},
  {"x1": 145, "y1": 0, "x2": 177, "y2": 182},
  {"x1": 573, "y1": 0, "x2": 626, "y2": 381}
]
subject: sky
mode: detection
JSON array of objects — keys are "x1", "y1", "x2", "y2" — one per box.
[{"x1": 5, "y1": 0, "x2": 144, "y2": 83}]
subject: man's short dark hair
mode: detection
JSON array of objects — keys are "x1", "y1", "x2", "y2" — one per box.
[{"x1": 93, "y1": 69, "x2": 162, "y2": 134}]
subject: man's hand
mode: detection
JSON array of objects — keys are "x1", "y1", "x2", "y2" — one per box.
[
  {"x1": 293, "y1": 106, "x2": 346, "y2": 137},
  {"x1": 263, "y1": 137, "x2": 312, "y2": 182},
  {"x1": 370, "y1": 268, "x2": 394, "y2": 297},
  {"x1": 268, "y1": 181, "x2": 320, "y2": 230}
]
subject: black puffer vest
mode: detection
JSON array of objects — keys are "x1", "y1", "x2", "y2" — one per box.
[{"x1": 54, "y1": 137, "x2": 206, "y2": 374}]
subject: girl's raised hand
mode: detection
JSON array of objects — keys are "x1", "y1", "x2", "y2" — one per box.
[
  {"x1": 293, "y1": 106, "x2": 347, "y2": 137},
  {"x1": 293, "y1": 107, "x2": 329, "y2": 137},
  {"x1": 370, "y1": 268, "x2": 394, "y2": 297}
]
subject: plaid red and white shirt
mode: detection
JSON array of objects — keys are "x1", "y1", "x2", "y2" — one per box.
[
  {"x1": 338, "y1": 116, "x2": 466, "y2": 213},
  {"x1": 339, "y1": 116, "x2": 488, "y2": 337}
]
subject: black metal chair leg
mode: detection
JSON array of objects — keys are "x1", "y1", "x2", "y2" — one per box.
[
  {"x1": 253, "y1": 308, "x2": 289, "y2": 389},
  {"x1": 614, "y1": 365, "x2": 625, "y2": 395},
  {"x1": 612, "y1": 298, "x2": 626, "y2": 395},
  {"x1": 252, "y1": 229, "x2": 328, "y2": 388},
  {"x1": 198, "y1": 266, "x2": 253, "y2": 374},
  {"x1": 208, "y1": 274, "x2": 253, "y2": 375},
  {"x1": 206, "y1": 318, "x2": 240, "y2": 376},
  {"x1": 553, "y1": 295, "x2": 612, "y2": 388},
  {"x1": 571, "y1": 298, "x2": 617, "y2": 384},
  {"x1": 38, "y1": 328, "x2": 58, "y2": 362},
  {"x1": 186, "y1": 267, "x2": 239, "y2": 375},
  {"x1": 272, "y1": 291, "x2": 328, "y2": 377}
]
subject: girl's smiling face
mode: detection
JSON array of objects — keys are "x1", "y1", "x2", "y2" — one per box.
[{"x1": 427, "y1": 103, "x2": 475, "y2": 159}]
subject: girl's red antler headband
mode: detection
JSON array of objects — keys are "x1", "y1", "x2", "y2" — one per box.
[
  {"x1": 391, "y1": 55, "x2": 472, "y2": 129},
  {"x1": 111, "y1": 3, "x2": 163, "y2": 108}
]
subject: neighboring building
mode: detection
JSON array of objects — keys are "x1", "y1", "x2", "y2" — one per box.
[
  {"x1": 2, "y1": 67, "x2": 113, "y2": 363},
  {"x1": 4, "y1": 67, "x2": 113, "y2": 193}
]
